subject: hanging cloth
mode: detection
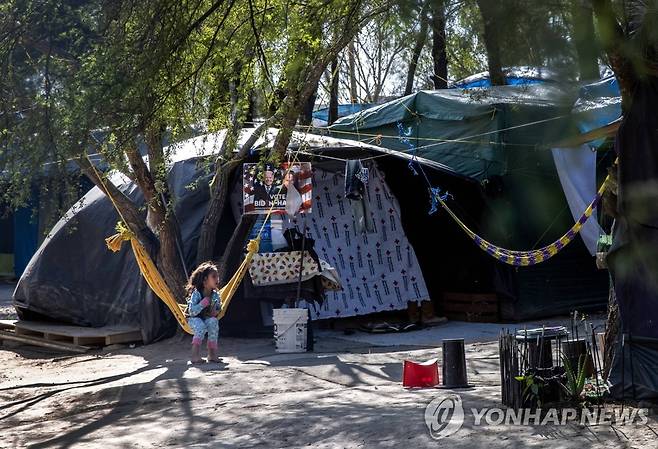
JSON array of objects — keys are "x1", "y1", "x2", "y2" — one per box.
[{"x1": 344, "y1": 160, "x2": 375, "y2": 234}]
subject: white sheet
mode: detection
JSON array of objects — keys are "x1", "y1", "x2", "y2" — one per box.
[{"x1": 551, "y1": 145, "x2": 603, "y2": 255}]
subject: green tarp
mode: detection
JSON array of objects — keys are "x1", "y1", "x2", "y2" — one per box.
[{"x1": 330, "y1": 84, "x2": 578, "y2": 181}]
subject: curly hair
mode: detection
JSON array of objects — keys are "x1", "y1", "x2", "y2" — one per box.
[{"x1": 185, "y1": 261, "x2": 219, "y2": 297}]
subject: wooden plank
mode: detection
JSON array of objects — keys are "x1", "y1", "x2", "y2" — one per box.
[
  {"x1": 444, "y1": 312, "x2": 497, "y2": 323},
  {"x1": 0, "y1": 320, "x2": 16, "y2": 330},
  {"x1": 443, "y1": 302, "x2": 498, "y2": 314},
  {"x1": 105, "y1": 331, "x2": 143, "y2": 345},
  {"x1": 0, "y1": 330, "x2": 89, "y2": 353},
  {"x1": 9, "y1": 321, "x2": 142, "y2": 347},
  {"x1": 443, "y1": 292, "x2": 498, "y2": 303},
  {"x1": 44, "y1": 333, "x2": 74, "y2": 343},
  {"x1": 14, "y1": 321, "x2": 140, "y2": 338},
  {"x1": 443, "y1": 292, "x2": 499, "y2": 322},
  {"x1": 15, "y1": 327, "x2": 43, "y2": 338},
  {"x1": 73, "y1": 336, "x2": 106, "y2": 346}
]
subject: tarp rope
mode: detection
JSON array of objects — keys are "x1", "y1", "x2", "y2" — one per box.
[{"x1": 396, "y1": 121, "x2": 615, "y2": 266}]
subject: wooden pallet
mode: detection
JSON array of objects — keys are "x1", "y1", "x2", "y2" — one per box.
[
  {"x1": 442, "y1": 292, "x2": 499, "y2": 322},
  {"x1": 5, "y1": 320, "x2": 142, "y2": 347}
]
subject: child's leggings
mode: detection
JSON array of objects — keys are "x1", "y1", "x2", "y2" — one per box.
[{"x1": 189, "y1": 317, "x2": 219, "y2": 349}]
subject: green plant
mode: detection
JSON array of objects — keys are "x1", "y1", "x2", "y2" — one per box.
[
  {"x1": 515, "y1": 373, "x2": 543, "y2": 407},
  {"x1": 560, "y1": 354, "x2": 587, "y2": 403}
]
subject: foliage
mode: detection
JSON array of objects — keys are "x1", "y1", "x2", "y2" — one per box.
[
  {"x1": 560, "y1": 354, "x2": 588, "y2": 403},
  {"x1": 515, "y1": 373, "x2": 544, "y2": 407}
]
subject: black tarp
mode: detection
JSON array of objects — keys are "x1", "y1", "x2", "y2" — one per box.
[
  {"x1": 377, "y1": 153, "x2": 608, "y2": 322},
  {"x1": 607, "y1": 80, "x2": 658, "y2": 400},
  {"x1": 13, "y1": 157, "x2": 212, "y2": 343}
]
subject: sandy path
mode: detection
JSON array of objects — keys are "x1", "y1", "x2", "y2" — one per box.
[{"x1": 1, "y1": 333, "x2": 656, "y2": 448}]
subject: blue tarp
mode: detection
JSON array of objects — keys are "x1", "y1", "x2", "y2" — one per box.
[
  {"x1": 452, "y1": 67, "x2": 558, "y2": 89},
  {"x1": 312, "y1": 103, "x2": 374, "y2": 123},
  {"x1": 454, "y1": 77, "x2": 547, "y2": 89},
  {"x1": 572, "y1": 75, "x2": 621, "y2": 147},
  {"x1": 13, "y1": 199, "x2": 39, "y2": 278}
]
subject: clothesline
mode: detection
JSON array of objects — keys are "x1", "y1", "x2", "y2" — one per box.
[
  {"x1": 43, "y1": 111, "x2": 572, "y2": 171},
  {"x1": 242, "y1": 114, "x2": 568, "y2": 149}
]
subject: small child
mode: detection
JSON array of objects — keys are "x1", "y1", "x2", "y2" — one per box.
[{"x1": 186, "y1": 262, "x2": 222, "y2": 364}]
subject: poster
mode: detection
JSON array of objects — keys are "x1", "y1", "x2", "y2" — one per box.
[{"x1": 243, "y1": 162, "x2": 313, "y2": 215}]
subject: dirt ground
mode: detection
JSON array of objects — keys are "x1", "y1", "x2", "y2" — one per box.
[{"x1": 2, "y1": 317, "x2": 658, "y2": 449}]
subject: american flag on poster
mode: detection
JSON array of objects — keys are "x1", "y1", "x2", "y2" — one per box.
[{"x1": 243, "y1": 162, "x2": 313, "y2": 215}]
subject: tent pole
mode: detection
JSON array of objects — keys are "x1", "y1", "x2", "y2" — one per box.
[{"x1": 294, "y1": 214, "x2": 308, "y2": 307}]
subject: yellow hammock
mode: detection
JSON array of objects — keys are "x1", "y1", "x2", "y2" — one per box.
[
  {"x1": 89, "y1": 150, "x2": 302, "y2": 335},
  {"x1": 105, "y1": 224, "x2": 260, "y2": 335},
  {"x1": 88, "y1": 154, "x2": 263, "y2": 335}
]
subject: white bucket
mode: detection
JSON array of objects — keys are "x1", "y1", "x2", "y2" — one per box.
[{"x1": 273, "y1": 308, "x2": 308, "y2": 353}]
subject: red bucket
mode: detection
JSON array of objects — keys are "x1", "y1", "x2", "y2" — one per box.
[{"x1": 402, "y1": 359, "x2": 440, "y2": 388}]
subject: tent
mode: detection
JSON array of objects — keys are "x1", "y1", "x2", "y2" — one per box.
[
  {"x1": 329, "y1": 83, "x2": 610, "y2": 321},
  {"x1": 13, "y1": 131, "x2": 435, "y2": 342}
]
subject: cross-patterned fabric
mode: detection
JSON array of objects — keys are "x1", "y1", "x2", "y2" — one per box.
[{"x1": 232, "y1": 161, "x2": 430, "y2": 319}]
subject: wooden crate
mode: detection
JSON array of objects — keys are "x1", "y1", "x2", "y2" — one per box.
[{"x1": 442, "y1": 292, "x2": 499, "y2": 322}]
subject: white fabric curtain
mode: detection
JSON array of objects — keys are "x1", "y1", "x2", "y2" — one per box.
[{"x1": 551, "y1": 145, "x2": 603, "y2": 255}]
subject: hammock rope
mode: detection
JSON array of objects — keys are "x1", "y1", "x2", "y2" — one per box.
[
  {"x1": 431, "y1": 171, "x2": 611, "y2": 266},
  {"x1": 396, "y1": 120, "x2": 615, "y2": 267},
  {"x1": 88, "y1": 130, "x2": 305, "y2": 334},
  {"x1": 89, "y1": 159, "x2": 284, "y2": 334}
]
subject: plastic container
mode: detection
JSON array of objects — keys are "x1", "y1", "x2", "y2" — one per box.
[
  {"x1": 402, "y1": 359, "x2": 440, "y2": 387},
  {"x1": 273, "y1": 308, "x2": 308, "y2": 353}
]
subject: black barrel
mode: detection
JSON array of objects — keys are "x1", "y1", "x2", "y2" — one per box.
[
  {"x1": 442, "y1": 338, "x2": 469, "y2": 387},
  {"x1": 527, "y1": 338, "x2": 553, "y2": 369},
  {"x1": 562, "y1": 338, "x2": 594, "y2": 377}
]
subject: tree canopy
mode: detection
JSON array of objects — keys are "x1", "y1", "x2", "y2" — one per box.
[{"x1": 2, "y1": 0, "x2": 656, "y2": 298}]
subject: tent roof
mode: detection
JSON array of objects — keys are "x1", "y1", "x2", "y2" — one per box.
[
  {"x1": 328, "y1": 84, "x2": 577, "y2": 181},
  {"x1": 330, "y1": 84, "x2": 575, "y2": 131},
  {"x1": 155, "y1": 127, "x2": 464, "y2": 178},
  {"x1": 571, "y1": 75, "x2": 621, "y2": 148}
]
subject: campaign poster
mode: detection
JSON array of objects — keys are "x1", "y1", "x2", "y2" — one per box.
[{"x1": 243, "y1": 162, "x2": 312, "y2": 215}]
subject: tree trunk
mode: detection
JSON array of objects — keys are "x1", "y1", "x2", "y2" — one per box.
[
  {"x1": 476, "y1": 0, "x2": 506, "y2": 86},
  {"x1": 430, "y1": 0, "x2": 448, "y2": 89},
  {"x1": 271, "y1": 3, "x2": 375, "y2": 157},
  {"x1": 196, "y1": 159, "x2": 241, "y2": 264},
  {"x1": 217, "y1": 214, "x2": 257, "y2": 284},
  {"x1": 348, "y1": 41, "x2": 358, "y2": 103},
  {"x1": 299, "y1": 91, "x2": 317, "y2": 126},
  {"x1": 270, "y1": 98, "x2": 301, "y2": 158},
  {"x1": 404, "y1": 2, "x2": 430, "y2": 96},
  {"x1": 124, "y1": 141, "x2": 186, "y2": 300},
  {"x1": 196, "y1": 122, "x2": 269, "y2": 265},
  {"x1": 77, "y1": 158, "x2": 151, "y2": 243},
  {"x1": 572, "y1": 0, "x2": 600, "y2": 80},
  {"x1": 591, "y1": 0, "x2": 636, "y2": 107},
  {"x1": 328, "y1": 58, "x2": 340, "y2": 125},
  {"x1": 591, "y1": 1, "x2": 636, "y2": 384}
]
